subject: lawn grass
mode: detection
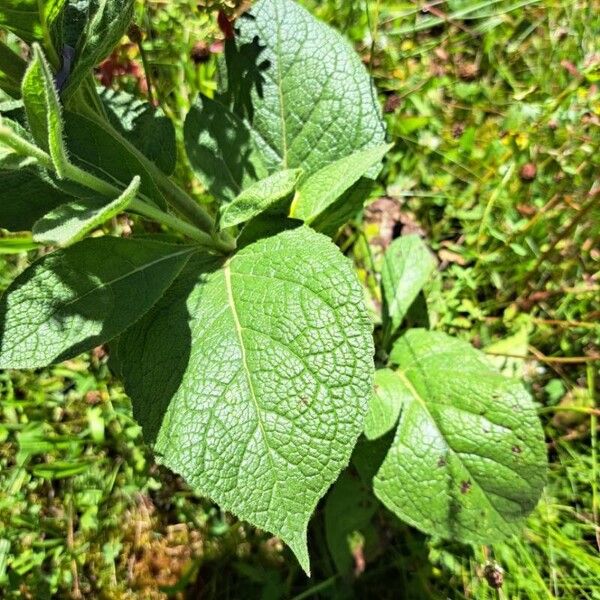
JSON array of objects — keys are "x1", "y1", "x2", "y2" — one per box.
[{"x1": 1, "y1": 0, "x2": 599, "y2": 597}]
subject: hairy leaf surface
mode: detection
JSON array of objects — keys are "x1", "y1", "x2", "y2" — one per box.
[
  {"x1": 229, "y1": 0, "x2": 386, "y2": 178},
  {"x1": 381, "y1": 235, "x2": 436, "y2": 335},
  {"x1": 0, "y1": 238, "x2": 194, "y2": 368},
  {"x1": 32, "y1": 176, "x2": 140, "y2": 246},
  {"x1": 117, "y1": 226, "x2": 374, "y2": 573},
  {"x1": 373, "y1": 329, "x2": 547, "y2": 545},
  {"x1": 220, "y1": 168, "x2": 301, "y2": 229}
]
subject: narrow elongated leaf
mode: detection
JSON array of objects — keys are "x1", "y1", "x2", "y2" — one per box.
[
  {"x1": 381, "y1": 235, "x2": 436, "y2": 335},
  {"x1": 373, "y1": 329, "x2": 547, "y2": 545},
  {"x1": 21, "y1": 44, "x2": 70, "y2": 174},
  {"x1": 227, "y1": 0, "x2": 386, "y2": 178},
  {"x1": 364, "y1": 368, "x2": 410, "y2": 440},
  {"x1": 291, "y1": 145, "x2": 391, "y2": 223},
  {"x1": 63, "y1": 111, "x2": 167, "y2": 209},
  {"x1": 51, "y1": 0, "x2": 135, "y2": 97},
  {"x1": 0, "y1": 238, "x2": 194, "y2": 368},
  {"x1": 32, "y1": 176, "x2": 140, "y2": 246},
  {"x1": 116, "y1": 226, "x2": 374, "y2": 574},
  {"x1": 99, "y1": 88, "x2": 177, "y2": 175},
  {"x1": 220, "y1": 169, "x2": 301, "y2": 229},
  {"x1": 184, "y1": 95, "x2": 267, "y2": 202}
]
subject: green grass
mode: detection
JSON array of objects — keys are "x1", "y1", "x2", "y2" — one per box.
[{"x1": 1, "y1": 0, "x2": 599, "y2": 597}]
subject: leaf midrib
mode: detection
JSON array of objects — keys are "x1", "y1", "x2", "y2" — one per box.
[
  {"x1": 394, "y1": 368, "x2": 522, "y2": 520},
  {"x1": 223, "y1": 260, "x2": 277, "y2": 478}
]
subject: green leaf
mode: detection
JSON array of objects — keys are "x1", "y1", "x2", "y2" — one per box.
[
  {"x1": 381, "y1": 235, "x2": 436, "y2": 336},
  {"x1": 220, "y1": 169, "x2": 301, "y2": 229},
  {"x1": 0, "y1": 40, "x2": 27, "y2": 98},
  {"x1": 21, "y1": 44, "x2": 69, "y2": 174},
  {"x1": 364, "y1": 368, "x2": 410, "y2": 440},
  {"x1": 32, "y1": 175, "x2": 140, "y2": 246},
  {"x1": 313, "y1": 177, "x2": 376, "y2": 237},
  {"x1": 51, "y1": 0, "x2": 135, "y2": 97},
  {"x1": 290, "y1": 145, "x2": 391, "y2": 223},
  {"x1": 116, "y1": 226, "x2": 374, "y2": 574},
  {"x1": 99, "y1": 88, "x2": 177, "y2": 175},
  {"x1": 324, "y1": 471, "x2": 379, "y2": 575},
  {"x1": 0, "y1": 0, "x2": 41, "y2": 43},
  {"x1": 0, "y1": 168, "x2": 69, "y2": 231},
  {"x1": 63, "y1": 111, "x2": 167, "y2": 209},
  {"x1": 373, "y1": 329, "x2": 547, "y2": 545},
  {"x1": 236, "y1": 214, "x2": 303, "y2": 249},
  {"x1": 228, "y1": 0, "x2": 386, "y2": 178},
  {"x1": 0, "y1": 237, "x2": 194, "y2": 369},
  {"x1": 184, "y1": 94, "x2": 267, "y2": 202}
]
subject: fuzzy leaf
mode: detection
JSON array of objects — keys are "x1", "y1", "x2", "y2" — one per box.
[
  {"x1": 364, "y1": 368, "x2": 409, "y2": 440},
  {"x1": 184, "y1": 94, "x2": 267, "y2": 202},
  {"x1": 381, "y1": 235, "x2": 436, "y2": 335},
  {"x1": 373, "y1": 329, "x2": 547, "y2": 545},
  {"x1": 0, "y1": 238, "x2": 194, "y2": 369},
  {"x1": 99, "y1": 88, "x2": 177, "y2": 175},
  {"x1": 291, "y1": 145, "x2": 391, "y2": 223},
  {"x1": 220, "y1": 168, "x2": 301, "y2": 229},
  {"x1": 33, "y1": 176, "x2": 140, "y2": 246},
  {"x1": 21, "y1": 44, "x2": 70, "y2": 174},
  {"x1": 116, "y1": 227, "x2": 374, "y2": 574},
  {"x1": 227, "y1": 0, "x2": 386, "y2": 178}
]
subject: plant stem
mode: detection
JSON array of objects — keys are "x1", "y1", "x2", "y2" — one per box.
[
  {"x1": 61, "y1": 162, "x2": 233, "y2": 252},
  {"x1": 0, "y1": 123, "x2": 54, "y2": 168},
  {"x1": 129, "y1": 199, "x2": 234, "y2": 252},
  {"x1": 0, "y1": 122, "x2": 232, "y2": 253},
  {"x1": 72, "y1": 98, "x2": 217, "y2": 235}
]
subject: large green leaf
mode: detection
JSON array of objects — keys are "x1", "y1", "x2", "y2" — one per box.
[
  {"x1": 32, "y1": 176, "x2": 140, "y2": 246},
  {"x1": 184, "y1": 94, "x2": 267, "y2": 202},
  {"x1": 0, "y1": 238, "x2": 194, "y2": 368},
  {"x1": 51, "y1": 0, "x2": 135, "y2": 97},
  {"x1": 227, "y1": 0, "x2": 386, "y2": 178},
  {"x1": 116, "y1": 226, "x2": 374, "y2": 573},
  {"x1": 219, "y1": 168, "x2": 301, "y2": 229},
  {"x1": 381, "y1": 235, "x2": 437, "y2": 337},
  {"x1": 373, "y1": 329, "x2": 547, "y2": 545},
  {"x1": 290, "y1": 145, "x2": 391, "y2": 223},
  {"x1": 99, "y1": 88, "x2": 177, "y2": 175}
]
